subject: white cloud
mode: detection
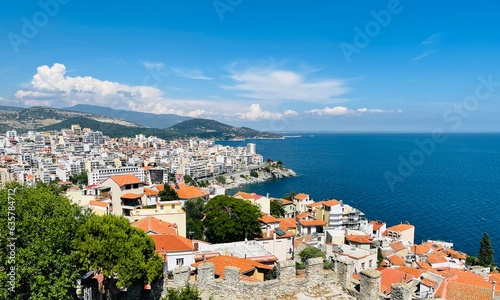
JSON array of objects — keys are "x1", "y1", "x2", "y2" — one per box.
[
  {"x1": 236, "y1": 104, "x2": 298, "y2": 120},
  {"x1": 14, "y1": 63, "x2": 220, "y2": 116},
  {"x1": 421, "y1": 33, "x2": 442, "y2": 45},
  {"x1": 307, "y1": 106, "x2": 402, "y2": 116},
  {"x1": 171, "y1": 67, "x2": 212, "y2": 80},
  {"x1": 223, "y1": 68, "x2": 349, "y2": 103},
  {"x1": 142, "y1": 61, "x2": 164, "y2": 71},
  {"x1": 411, "y1": 50, "x2": 436, "y2": 61}
]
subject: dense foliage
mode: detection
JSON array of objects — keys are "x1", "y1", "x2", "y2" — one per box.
[
  {"x1": 72, "y1": 215, "x2": 163, "y2": 295},
  {"x1": 0, "y1": 182, "x2": 91, "y2": 300},
  {"x1": 70, "y1": 171, "x2": 88, "y2": 186},
  {"x1": 478, "y1": 232, "x2": 495, "y2": 267},
  {"x1": 162, "y1": 283, "x2": 202, "y2": 300},
  {"x1": 159, "y1": 185, "x2": 179, "y2": 201},
  {"x1": 203, "y1": 195, "x2": 262, "y2": 243},
  {"x1": 185, "y1": 198, "x2": 205, "y2": 240},
  {"x1": 298, "y1": 246, "x2": 326, "y2": 262},
  {"x1": 270, "y1": 200, "x2": 286, "y2": 218}
]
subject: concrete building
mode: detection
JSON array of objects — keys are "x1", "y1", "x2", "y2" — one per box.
[{"x1": 386, "y1": 223, "x2": 415, "y2": 244}]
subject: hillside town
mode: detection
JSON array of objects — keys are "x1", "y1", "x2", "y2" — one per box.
[{"x1": 1, "y1": 127, "x2": 499, "y2": 300}]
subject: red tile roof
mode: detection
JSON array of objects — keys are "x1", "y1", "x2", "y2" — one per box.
[
  {"x1": 233, "y1": 191, "x2": 263, "y2": 200},
  {"x1": 410, "y1": 244, "x2": 431, "y2": 255},
  {"x1": 171, "y1": 183, "x2": 208, "y2": 200},
  {"x1": 390, "y1": 241, "x2": 407, "y2": 252},
  {"x1": 378, "y1": 267, "x2": 414, "y2": 294},
  {"x1": 322, "y1": 199, "x2": 341, "y2": 207},
  {"x1": 131, "y1": 216, "x2": 178, "y2": 235},
  {"x1": 387, "y1": 224, "x2": 414, "y2": 232},
  {"x1": 259, "y1": 214, "x2": 280, "y2": 224},
  {"x1": 387, "y1": 255, "x2": 406, "y2": 266},
  {"x1": 121, "y1": 193, "x2": 142, "y2": 199},
  {"x1": 435, "y1": 269, "x2": 500, "y2": 300},
  {"x1": 191, "y1": 255, "x2": 273, "y2": 278},
  {"x1": 427, "y1": 253, "x2": 448, "y2": 264},
  {"x1": 296, "y1": 212, "x2": 313, "y2": 219},
  {"x1": 144, "y1": 188, "x2": 159, "y2": 196},
  {"x1": 299, "y1": 219, "x2": 326, "y2": 227},
  {"x1": 397, "y1": 266, "x2": 424, "y2": 278},
  {"x1": 89, "y1": 200, "x2": 110, "y2": 208},
  {"x1": 151, "y1": 234, "x2": 194, "y2": 253},
  {"x1": 110, "y1": 174, "x2": 142, "y2": 186},
  {"x1": 345, "y1": 235, "x2": 373, "y2": 244},
  {"x1": 278, "y1": 218, "x2": 297, "y2": 231},
  {"x1": 370, "y1": 221, "x2": 385, "y2": 231},
  {"x1": 294, "y1": 193, "x2": 309, "y2": 201}
]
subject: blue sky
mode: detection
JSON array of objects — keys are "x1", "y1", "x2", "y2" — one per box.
[{"x1": 0, "y1": 0, "x2": 499, "y2": 131}]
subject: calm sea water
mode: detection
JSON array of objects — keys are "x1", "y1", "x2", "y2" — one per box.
[{"x1": 218, "y1": 133, "x2": 500, "y2": 261}]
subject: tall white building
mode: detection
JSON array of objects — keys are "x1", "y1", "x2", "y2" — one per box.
[
  {"x1": 247, "y1": 143, "x2": 256, "y2": 155},
  {"x1": 88, "y1": 166, "x2": 145, "y2": 185}
]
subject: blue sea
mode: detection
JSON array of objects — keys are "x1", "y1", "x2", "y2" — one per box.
[{"x1": 218, "y1": 133, "x2": 500, "y2": 262}]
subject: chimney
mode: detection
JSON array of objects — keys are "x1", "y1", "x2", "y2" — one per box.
[
  {"x1": 493, "y1": 280, "x2": 497, "y2": 299},
  {"x1": 266, "y1": 226, "x2": 270, "y2": 238}
]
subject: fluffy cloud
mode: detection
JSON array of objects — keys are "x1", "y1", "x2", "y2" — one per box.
[
  {"x1": 237, "y1": 104, "x2": 298, "y2": 120},
  {"x1": 307, "y1": 106, "x2": 402, "y2": 116},
  {"x1": 224, "y1": 68, "x2": 349, "y2": 103},
  {"x1": 13, "y1": 63, "x2": 219, "y2": 116}
]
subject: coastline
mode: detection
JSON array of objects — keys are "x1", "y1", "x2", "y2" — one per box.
[{"x1": 215, "y1": 163, "x2": 297, "y2": 190}]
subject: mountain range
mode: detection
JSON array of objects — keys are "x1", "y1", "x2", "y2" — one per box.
[{"x1": 0, "y1": 105, "x2": 281, "y2": 140}]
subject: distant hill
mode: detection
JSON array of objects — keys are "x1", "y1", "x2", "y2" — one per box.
[
  {"x1": 169, "y1": 118, "x2": 282, "y2": 139},
  {"x1": 0, "y1": 105, "x2": 23, "y2": 111},
  {"x1": 66, "y1": 104, "x2": 191, "y2": 128},
  {"x1": 0, "y1": 106, "x2": 282, "y2": 140}
]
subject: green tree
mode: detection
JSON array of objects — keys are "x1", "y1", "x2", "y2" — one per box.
[
  {"x1": 70, "y1": 171, "x2": 88, "y2": 186},
  {"x1": 183, "y1": 175, "x2": 195, "y2": 185},
  {"x1": 72, "y1": 215, "x2": 163, "y2": 298},
  {"x1": 298, "y1": 246, "x2": 325, "y2": 262},
  {"x1": 0, "y1": 182, "x2": 91, "y2": 300},
  {"x1": 377, "y1": 247, "x2": 384, "y2": 267},
  {"x1": 185, "y1": 198, "x2": 205, "y2": 240},
  {"x1": 270, "y1": 200, "x2": 286, "y2": 218},
  {"x1": 215, "y1": 176, "x2": 226, "y2": 185},
  {"x1": 249, "y1": 170, "x2": 258, "y2": 178},
  {"x1": 466, "y1": 255, "x2": 479, "y2": 266},
  {"x1": 203, "y1": 195, "x2": 262, "y2": 243},
  {"x1": 162, "y1": 283, "x2": 202, "y2": 300},
  {"x1": 283, "y1": 191, "x2": 297, "y2": 201},
  {"x1": 159, "y1": 185, "x2": 179, "y2": 201},
  {"x1": 478, "y1": 232, "x2": 495, "y2": 267}
]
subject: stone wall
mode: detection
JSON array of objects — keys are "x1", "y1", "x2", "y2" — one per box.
[
  {"x1": 357, "y1": 270, "x2": 381, "y2": 300},
  {"x1": 171, "y1": 258, "x2": 354, "y2": 300},
  {"x1": 390, "y1": 283, "x2": 412, "y2": 300}
]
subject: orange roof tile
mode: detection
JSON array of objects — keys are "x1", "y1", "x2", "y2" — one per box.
[
  {"x1": 421, "y1": 278, "x2": 438, "y2": 289},
  {"x1": 370, "y1": 220, "x2": 385, "y2": 231},
  {"x1": 397, "y1": 266, "x2": 424, "y2": 278},
  {"x1": 299, "y1": 219, "x2": 326, "y2": 227},
  {"x1": 307, "y1": 202, "x2": 323, "y2": 208},
  {"x1": 444, "y1": 249, "x2": 467, "y2": 260},
  {"x1": 233, "y1": 191, "x2": 263, "y2": 200},
  {"x1": 390, "y1": 241, "x2": 407, "y2": 252},
  {"x1": 89, "y1": 200, "x2": 110, "y2": 208},
  {"x1": 387, "y1": 224, "x2": 414, "y2": 232},
  {"x1": 171, "y1": 183, "x2": 208, "y2": 200},
  {"x1": 294, "y1": 193, "x2": 309, "y2": 201},
  {"x1": 345, "y1": 235, "x2": 373, "y2": 244},
  {"x1": 156, "y1": 184, "x2": 165, "y2": 191},
  {"x1": 379, "y1": 268, "x2": 414, "y2": 294},
  {"x1": 421, "y1": 241, "x2": 444, "y2": 252},
  {"x1": 278, "y1": 218, "x2": 297, "y2": 231},
  {"x1": 415, "y1": 261, "x2": 433, "y2": 270},
  {"x1": 387, "y1": 255, "x2": 406, "y2": 266},
  {"x1": 151, "y1": 234, "x2": 194, "y2": 253},
  {"x1": 427, "y1": 253, "x2": 448, "y2": 264},
  {"x1": 280, "y1": 199, "x2": 293, "y2": 205},
  {"x1": 132, "y1": 216, "x2": 178, "y2": 235},
  {"x1": 296, "y1": 212, "x2": 313, "y2": 219},
  {"x1": 121, "y1": 193, "x2": 142, "y2": 199},
  {"x1": 191, "y1": 255, "x2": 273, "y2": 278},
  {"x1": 110, "y1": 174, "x2": 142, "y2": 187},
  {"x1": 144, "y1": 188, "x2": 159, "y2": 196},
  {"x1": 322, "y1": 199, "x2": 341, "y2": 207},
  {"x1": 435, "y1": 269, "x2": 500, "y2": 300},
  {"x1": 410, "y1": 244, "x2": 431, "y2": 256},
  {"x1": 259, "y1": 214, "x2": 280, "y2": 224}
]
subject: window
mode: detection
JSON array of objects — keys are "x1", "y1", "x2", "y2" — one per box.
[
  {"x1": 361, "y1": 262, "x2": 365, "y2": 269},
  {"x1": 369, "y1": 260, "x2": 372, "y2": 268},
  {"x1": 176, "y1": 258, "x2": 184, "y2": 266},
  {"x1": 171, "y1": 204, "x2": 175, "y2": 210}
]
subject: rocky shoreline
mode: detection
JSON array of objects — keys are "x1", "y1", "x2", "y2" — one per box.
[{"x1": 217, "y1": 163, "x2": 297, "y2": 190}]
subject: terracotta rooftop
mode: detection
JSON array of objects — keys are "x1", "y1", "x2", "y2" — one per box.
[
  {"x1": 278, "y1": 218, "x2": 297, "y2": 231},
  {"x1": 296, "y1": 212, "x2": 313, "y2": 219},
  {"x1": 171, "y1": 183, "x2": 208, "y2": 199},
  {"x1": 89, "y1": 200, "x2": 110, "y2": 208},
  {"x1": 345, "y1": 235, "x2": 373, "y2": 244},
  {"x1": 191, "y1": 255, "x2": 273, "y2": 278},
  {"x1": 322, "y1": 199, "x2": 341, "y2": 207},
  {"x1": 370, "y1": 220, "x2": 385, "y2": 231},
  {"x1": 378, "y1": 267, "x2": 414, "y2": 294},
  {"x1": 435, "y1": 269, "x2": 500, "y2": 300},
  {"x1": 293, "y1": 193, "x2": 309, "y2": 201},
  {"x1": 259, "y1": 214, "x2": 280, "y2": 224},
  {"x1": 387, "y1": 223, "x2": 414, "y2": 232},
  {"x1": 131, "y1": 216, "x2": 178, "y2": 235},
  {"x1": 387, "y1": 255, "x2": 406, "y2": 266},
  {"x1": 144, "y1": 188, "x2": 159, "y2": 196},
  {"x1": 390, "y1": 241, "x2": 407, "y2": 252},
  {"x1": 121, "y1": 193, "x2": 142, "y2": 199},
  {"x1": 151, "y1": 234, "x2": 194, "y2": 253},
  {"x1": 299, "y1": 219, "x2": 326, "y2": 227},
  {"x1": 110, "y1": 174, "x2": 142, "y2": 187},
  {"x1": 426, "y1": 253, "x2": 448, "y2": 264},
  {"x1": 410, "y1": 244, "x2": 431, "y2": 255},
  {"x1": 233, "y1": 191, "x2": 263, "y2": 200}
]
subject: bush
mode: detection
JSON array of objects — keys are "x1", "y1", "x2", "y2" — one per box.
[
  {"x1": 250, "y1": 170, "x2": 258, "y2": 178},
  {"x1": 296, "y1": 262, "x2": 306, "y2": 270},
  {"x1": 323, "y1": 260, "x2": 333, "y2": 270},
  {"x1": 163, "y1": 283, "x2": 201, "y2": 300},
  {"x1": 215, "y1": 176, "x2": 226, "y2": 184}
]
